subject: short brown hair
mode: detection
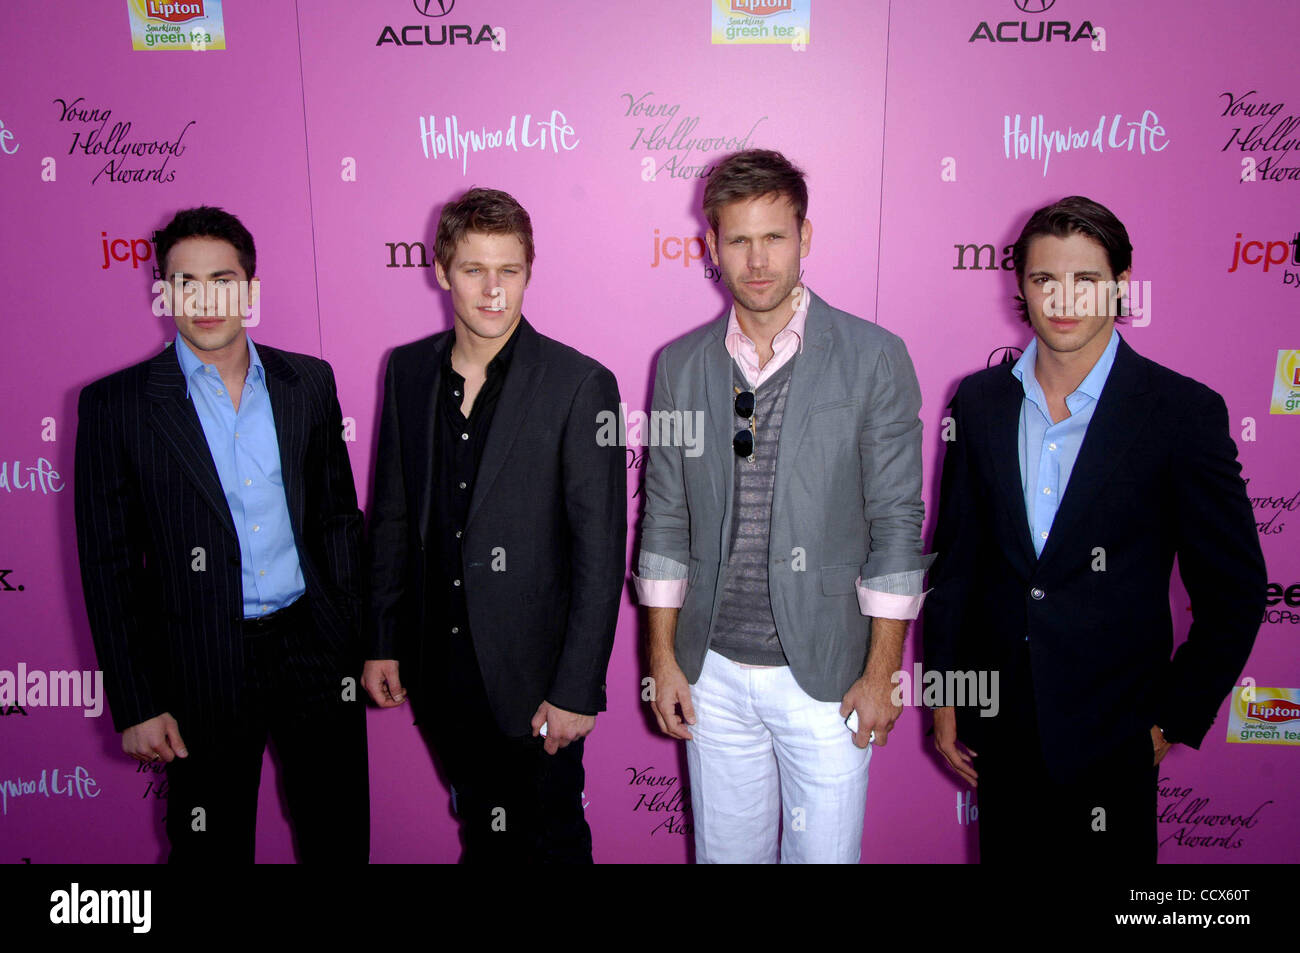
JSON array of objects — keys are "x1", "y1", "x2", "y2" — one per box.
[
  {"x1": 703, "y1": 150, "x2": 808, "y2": 233},
  {"x1": 435, "y1": 187, "x2": 535, "y2": 278},
  {"x1": 1011, "y1": 196, "x2": 1133, "y2": 324}
]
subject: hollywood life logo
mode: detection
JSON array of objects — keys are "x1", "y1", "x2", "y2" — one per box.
[
  {"x1": 418, "y1": 110, "x2": 579, "y2": 174},
  {"x1": 620, "y1": 91, "x2": 767, "y2": 182},
  {"x1": 53, "y1": 96, "x2": 194, "y2": 185},
  {"x1": 1, "y1": 766, "x2": 101, "y2": 815},
  {"x1": 1221, "y1": 90, "x2": 1300, "y2": 184},
  {"x1": 0, "y1": 458, "x2": 64, "y2": 495},
  {"x1": 49, "y1": 884, "x2": 151, "y2": 934},
  {"x1": 970, "y1": 0, "x2": 1095, "y2": 43},
  {"x1": 956, "y1": 790, "x2": 979, "y2": 825},
  {"x1": 1002, "y1": 110, "x2": 1169, "y2": 175}
]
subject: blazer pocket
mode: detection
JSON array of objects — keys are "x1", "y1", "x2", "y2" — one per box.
[
  {"x1": 820, "y1": 563, "x2": 859, "y2": 596},
  {"x1": 810, "y1": 397, "x2": 859, "y2": 415}
]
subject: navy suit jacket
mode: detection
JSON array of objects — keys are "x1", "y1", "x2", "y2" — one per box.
[
  {"x1": 74, "y1": 342, "x2": 365, "y2": 750},
  {"x1": 923, "y1": 335, "x2": 1266, "y2": 783}
]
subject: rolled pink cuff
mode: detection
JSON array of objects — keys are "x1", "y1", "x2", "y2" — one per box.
[
  {"x1": 856, "y1": 577, "x2": 927, "y2": 621},
  {"x1": 633, "y1": 575, "x2": 688, "y2": 608}
]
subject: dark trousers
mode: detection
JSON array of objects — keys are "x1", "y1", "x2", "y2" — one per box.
[
  {"x1": 415, "y1": 630, "x2": 592, "y2": 863},
  {"x1": 165, "y1": 601, "x2": 369, "y2": 863},
  {"x1": 974, "y1": 642, "x2": 1157, "y2": 865}
]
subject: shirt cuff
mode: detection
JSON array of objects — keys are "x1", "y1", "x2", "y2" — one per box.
[
  {"x1": 856, "y1": 569, "x2": 928, "y2": 620},
  {"x1": 634, "y1": 551, "x2": 689, "y2": 608}
]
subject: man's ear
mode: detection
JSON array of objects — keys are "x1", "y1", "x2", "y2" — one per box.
[
  {"x1": 435, "y1": 261, "x2": 452, "y2": 292},
  {"x1": 799, "y1": 217, "x2": 813, "y2": 258},
  {"x1": 705, "y1": 229, "x2": 719, "y2": 267}
]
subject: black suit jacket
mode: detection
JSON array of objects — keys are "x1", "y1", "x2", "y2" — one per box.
[
  {"x1": 74, "y1": 341, "x2": 365, "y2": 750},
  {"x1": 924, "y1": 335, "x2": 1266, "y2": 783},
  {"x1": 367, "y1": 318, "x2": 627, "y2": 736}
]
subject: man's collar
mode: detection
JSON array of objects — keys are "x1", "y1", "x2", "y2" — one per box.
[
  {"x1": 173, "y1": 332, "x2": 261, "y2": 397},
  {"x1": 1011, "y1": 326, "x2": 1120, "y2": 401},
  {"x1": 725, "y1": 284, "x2": 811, "y2": 352}
]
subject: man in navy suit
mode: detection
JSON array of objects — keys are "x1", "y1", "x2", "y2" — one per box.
[
  {"x1": 75, "y1": 206, "x2": 368, "y2": 862},
  {"x1": 925, "y1": 196, "x2": 1265, "y2": 863}
]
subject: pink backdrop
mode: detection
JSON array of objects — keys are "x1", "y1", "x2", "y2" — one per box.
[{"x1": 1, "y1": 0, "x2": 1295, "y2": 863}]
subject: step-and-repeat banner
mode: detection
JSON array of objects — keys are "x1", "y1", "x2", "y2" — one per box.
[{"x1": 1, "y1": 0, "x2": 1295, "y2": 863}]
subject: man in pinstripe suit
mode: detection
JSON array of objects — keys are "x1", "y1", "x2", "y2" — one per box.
[{"x1": 74, "y1": 207, "x2": 369, "y2": 863}]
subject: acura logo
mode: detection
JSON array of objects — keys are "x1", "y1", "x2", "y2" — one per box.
[
  {"x1": 1014, "y1": 0, "x2": 1055, "y2": 11},
  {"x1": 413, "y1": 0, "x2": 455, "y2": 16}
]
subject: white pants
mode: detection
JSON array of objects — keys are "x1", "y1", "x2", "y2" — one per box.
[{"x1": 686, "y1": 650, "x2": 872, "y2": 863}]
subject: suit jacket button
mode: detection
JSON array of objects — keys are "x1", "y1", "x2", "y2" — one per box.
[{"x1": 1030, "y1": 587, "x2": 1045, "y2": 600}]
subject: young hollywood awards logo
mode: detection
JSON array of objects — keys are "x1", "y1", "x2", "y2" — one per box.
[
  {"x1": 1221, "y1": 90, "x2": 1300, "y2": 184},
  {"x1": 53, "y1": 96, "x2": 195, "y2": 184}
]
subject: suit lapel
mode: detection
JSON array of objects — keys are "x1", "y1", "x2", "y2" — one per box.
[
  {"x1": 1036, "y1": 336, "x2": 1151, "y2": 569},
  {"x1": 415, "y1": 334, "x2": 451, "y2": 548},
  {"x1": 466, "y1": 319, "x2": 547, "y2": 532},
  {"x1": 985, "y1": 366, "x2": 1037, "y2": 572},
  {"x1": 258, "y1": 345, "x2": 306, "y2": 538},
  {"x1": 773, "y1": 292, "x2": 831, "y2": 508},
  {"x1": 145, "y1": 345, "x2": 237, "y2": 539},
  {"x1": 705, "y1": 318, "x2": 734, "y2": 557}
]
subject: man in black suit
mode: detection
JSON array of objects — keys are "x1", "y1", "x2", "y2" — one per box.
[
  {"x1": 363, "y1": 188, "x2": 625, "y2": 863},
  {"x1": 74, "y1": 206, "x2": 368, "y2": 863},
  {"x1": 925, "y1": 196, "x2": 1266, "y2": 863}
]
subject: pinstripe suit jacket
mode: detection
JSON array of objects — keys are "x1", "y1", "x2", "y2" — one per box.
[{"x1": 74, "y1": 340, "x2": 364, "y2": 750}]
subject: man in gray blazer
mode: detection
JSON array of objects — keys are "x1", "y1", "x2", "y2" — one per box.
[{"x1": 635, "y1": 150, "x2": 930, "y2": 863}]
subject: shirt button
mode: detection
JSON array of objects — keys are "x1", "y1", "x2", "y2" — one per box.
[
  {"x1": 1039, "y1": 531, "x2": 1048, "y2": 539},
  {"x1": 259, "y1": 570, "x2": 266, "y2": 576},
  {"x1": 234, "y1": 432, "x2": 240, "y2": 439},
  {"x1": 260, "y1": 604, "x2": 268, "y2": 613},
  {"x1": 253, "y1": 524, "x2": 261, "y2": 532},
  {"x1": 458, "y1": 481, "x2": 467, "y2": 490},
  {"x1": 1030, "y1": 588, "x2": 1045, "y2": 600},
  {"x1": 453, "y1": 579, "x2": 462, "y2": 587},
  {"x1": 1043, "y1": 487, "x2": 1051, "y2": 495},
  {"x1": 216, "y1": 389, "x2": 223, "y2": 395},
  {"x1": 1048, "y1": 442, "x2": 1057, "y2": 451},
  {"x1": 461, "y1": 432, "x2": 469, "y2": 441},
  {"x1": 245, "y1": 478, "x2": 252, "y2": 486}
]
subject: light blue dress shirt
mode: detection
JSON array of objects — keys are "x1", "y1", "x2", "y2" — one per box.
[
  {"x1": 1011, "y1": 328, "x2": 1120, "y2": 558},
  {"x1": 174, "y1": 334, "x2": 306, "y2": 618}
]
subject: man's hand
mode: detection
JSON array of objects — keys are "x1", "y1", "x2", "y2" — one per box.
[
  {"x1": 123, "y1": 713, "x2": 187, "y2": 763},
  {"x1": 1151, "y1": 724, "x2": 1173, "y2": 766},
  {"x1": 648, "y1": 652, "x2": 695, "y2": 741},
  {"x1": 532, "y1": 701, "x2": 594, "y2": 755},
  {"x1": 933, "y1": 705, "x2": 978, "y2": 786},
  {"x1": 363, "y1": 659, "x2": 406, "y2": 707},
  {"x1": 839, "y1": 672, "x2": 900, "y2": 749}
]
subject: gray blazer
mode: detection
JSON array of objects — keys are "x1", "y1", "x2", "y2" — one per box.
[{"x1": 638, "y1": 290, "x2": 931, "y2": 701}]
